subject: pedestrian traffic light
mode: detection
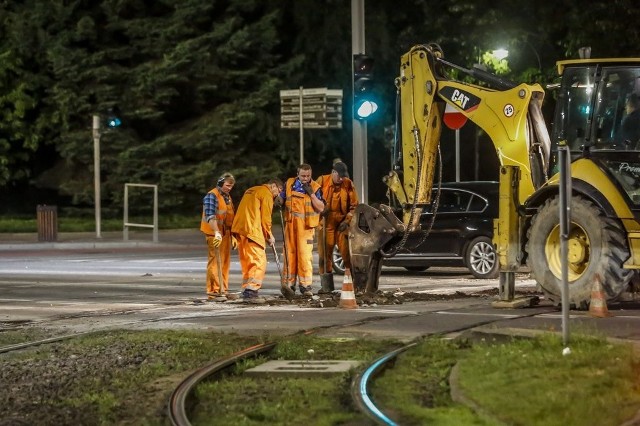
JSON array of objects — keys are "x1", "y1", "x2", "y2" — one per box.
[
  {"x1": 106, "y1": 106, "x2": 121, "y2": 128},
  {"x1": 353, "y1": 54, "x2": 378, "y2": 120}
]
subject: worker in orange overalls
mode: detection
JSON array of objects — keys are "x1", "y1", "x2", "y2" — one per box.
[
  {"x1": 200, "y1": 172, "x2": 236, "y2": 301},
  {"x1": 315, "y1": 161, "x2": 359, "y2": 292},
  {"x1": 279, "y1": 164, "x2": 324, "y2": 296},
  {"x1": 231, "y1": 178, "x2": 284, "y2": 302}
]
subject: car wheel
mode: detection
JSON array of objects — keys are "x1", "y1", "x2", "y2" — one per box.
[
  {"x1": 332, "y1": 245, "x2": 345, "y2": 275},
  {"x1": 466, "y1": 236, "x2": 499, "y2": 279},
  {"x1": 404, "y1": 266, "x2": 429, "y2": 272}
]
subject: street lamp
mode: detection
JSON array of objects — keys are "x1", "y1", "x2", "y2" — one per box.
[{"x1": 492, "y1": 48, "x2": 509, "y2": 61}]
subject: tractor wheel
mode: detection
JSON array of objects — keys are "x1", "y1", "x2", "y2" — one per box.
[{"x1": 525, "y1": 195, "x2": 632, "y2": 308}]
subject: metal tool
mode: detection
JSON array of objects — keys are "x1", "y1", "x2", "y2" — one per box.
[
  {"x1": 319, "y1": 216, "x2": 335, "y2": 293},
  {"x1": 214, "y1": 244, "x2": 227, "y2": 301},
  {"x1": 278, "y1": 207, "x2": 295, "y2": 300},
  {"x1": 271, "y1": 242, "x2": 283, "y2": 281}
]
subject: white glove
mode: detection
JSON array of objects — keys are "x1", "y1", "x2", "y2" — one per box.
[
  {"x1": 268, "y1": 235, "x2": 275, "y2": 247},
  {"x1": 212, "y1": 231, "x2": 222, "y2": 248}
]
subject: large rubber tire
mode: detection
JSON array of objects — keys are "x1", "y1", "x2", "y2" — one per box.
[
  {"x1": 525, "y1": 196, "x2": 632, "y2": 308},
  {"x1": 465, "y1": 236, "x2": 499, "y2": 279}
]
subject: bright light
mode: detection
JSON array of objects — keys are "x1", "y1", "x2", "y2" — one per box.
[
  {"x1": 492, "y1": 48, "x2": 509, "y2": 60},
  {"x1": 356, "y1": 100, "x2": 378, "y2": 119}
]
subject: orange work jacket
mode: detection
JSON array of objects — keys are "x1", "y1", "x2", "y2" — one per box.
[
  {"x1": 231, "y1": 184, "x2": 274, "y2": 248},
  {"x1": 200, "y1": 187, "x2": 235, "y2": 236},
  {"x1": 316, "y1": 174, "x2": 358, "y2": 224},
  {"x1": 284, "y1": 177, "x2": 321, "y2": 228}
]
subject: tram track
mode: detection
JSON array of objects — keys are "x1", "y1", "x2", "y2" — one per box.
[{"x1": 167, "y1": 342, "x2": 277, "y2": 426}]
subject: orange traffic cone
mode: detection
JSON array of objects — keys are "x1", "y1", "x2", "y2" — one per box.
[
  {"x1": 339, "y1": 268, "x2": 358, "y2": 309},
  {"x1": 589, "y1": 275, "x2": 611, "y2": 318}
]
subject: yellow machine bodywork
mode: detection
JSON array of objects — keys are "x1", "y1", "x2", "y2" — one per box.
[{"x1": 349, "y1": 43, "x2": 640, "y2": 307}]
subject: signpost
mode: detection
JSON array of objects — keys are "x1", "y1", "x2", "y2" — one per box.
[{"x1": 280, "y1": 87, "x2": 343, "y2": 164}]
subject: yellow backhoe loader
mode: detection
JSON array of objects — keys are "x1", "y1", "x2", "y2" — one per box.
[{"x1": 349, "y1": 43, "x2": 640, "y2": 308}]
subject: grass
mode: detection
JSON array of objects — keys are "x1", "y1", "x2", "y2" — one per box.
[
  {"x1": 3, "y1": 330, "x2": 639, "y2": 425},
  {"x1": 0, "y1": 214, "x2": 199, "y2": 233},
  {"x1": 455, "y1": 333, "x2": 640, "y2": 426},
  {"x1": 0, "y1": 212, "x2": 283, "y2": 233}
]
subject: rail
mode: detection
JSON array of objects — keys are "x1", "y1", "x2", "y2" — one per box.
[{"x1": 123, "y1": 183, "x2": 158, "y2": 242}]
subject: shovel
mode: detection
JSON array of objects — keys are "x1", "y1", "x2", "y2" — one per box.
[
  {"x1": 319, "y1": 217, "x2": 335, "y2": 293},
  {"x1": 271, "y1": 241, "x2": 294, "y2": 300},
  {"x1": 277, "y1": 207, "x2": 296, "y2": 300}
]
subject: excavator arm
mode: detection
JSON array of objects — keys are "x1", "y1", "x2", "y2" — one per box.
[{"x1": 349, "y1": 44, "x2": 552, "y2": 293}]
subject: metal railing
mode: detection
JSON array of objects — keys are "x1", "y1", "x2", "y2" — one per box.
[{"x1": 123, "y1": 183, "x2": 158, "y2": 242}]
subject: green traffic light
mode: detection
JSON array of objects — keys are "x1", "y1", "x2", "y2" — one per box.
[
  {"x1": 353, "y1": 54, "x2": 378, "y2": 120},
  {"x1": 355, "y1": 100, "x2": 379, "y2": 119}
]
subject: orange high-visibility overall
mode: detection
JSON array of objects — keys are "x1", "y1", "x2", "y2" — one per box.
[
  {"x1": 201, "y1": 188, "x2": 234, "y2": 295},
  {"x1": 231, "y1": 185, "x2": 275, "y2": 292},
  {"x1": 283, "y1": 178, "x2": 321, "y2": 290},
  {"x1": 316, "y1": 175, "x2": 359, "y2": 273}
]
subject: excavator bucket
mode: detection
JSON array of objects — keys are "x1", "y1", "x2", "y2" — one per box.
[{"x1": 349, "y1": 203, "x2": 403, "y2": 294}]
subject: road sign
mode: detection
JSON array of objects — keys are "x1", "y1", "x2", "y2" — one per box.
[{"x1": 279, "y1": 88, "x2": 343, "y2": 130}]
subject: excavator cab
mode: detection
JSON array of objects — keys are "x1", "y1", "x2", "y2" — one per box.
[{"x1": 549, "y1": 60, "x2": 640, "y2": 215}]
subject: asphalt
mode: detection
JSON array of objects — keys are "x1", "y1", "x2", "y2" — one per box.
[{"x1": 2, "y1": 227, "x2": 639, "y2": 351}]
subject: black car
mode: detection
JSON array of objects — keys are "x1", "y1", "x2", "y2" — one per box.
[{"x1": 332, "y1": 181, "x2": 500, "y2": 279}]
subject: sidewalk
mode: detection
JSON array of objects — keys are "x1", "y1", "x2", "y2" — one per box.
[
  {"x1": 0, "y1": 228, "x2": 205, "y2": 251},
  {"x1": 0, "y1": 225, "x2": 286, "y2": 251}
]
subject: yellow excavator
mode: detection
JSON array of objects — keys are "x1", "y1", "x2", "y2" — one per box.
[{"x1": 349, "y1": 43, "x2": 640, "y2": 308}]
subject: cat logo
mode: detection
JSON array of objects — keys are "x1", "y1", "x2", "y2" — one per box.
[{"x1": 440, "y1": 86, "x2": 481, "y2": 113}]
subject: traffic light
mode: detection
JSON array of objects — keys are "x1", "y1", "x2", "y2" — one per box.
[
  {"x1": 353, "y1": 54, "x2": 378, "y2": 120},
  {"x1": 106, "y1": 106, "x2": 122, "y2": 128}
]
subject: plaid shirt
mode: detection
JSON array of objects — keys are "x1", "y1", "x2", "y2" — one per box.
[
  {"x1": 203, "y1": 193, "x2": 218, "y2": 222},
  {"x1": 203, "y1": 190, "x2": 232, "y2": 222}
]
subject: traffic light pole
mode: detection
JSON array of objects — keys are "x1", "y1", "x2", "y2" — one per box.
[
  {"x1": 298, "y1": 86, "x2": 304, "y2": 164},
  {"x1": 92, "y1": 114, "x2": 102, "y2": 239},
  {"x1": 351, "y1": 0, "x2": 368, "y2": 204}
]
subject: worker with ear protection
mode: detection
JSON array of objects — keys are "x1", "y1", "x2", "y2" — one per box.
[{"x1": 200, "y1": 172, "x2": 236, "y2": 300}]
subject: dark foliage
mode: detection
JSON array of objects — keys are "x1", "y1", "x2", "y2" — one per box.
[{"x1": 0, "y1": 0, "x2": 637, "y2": 215}]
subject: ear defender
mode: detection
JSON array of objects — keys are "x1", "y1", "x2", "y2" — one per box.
[{"x1": 217, "y1": 173, "x2": 234, "y2": 187}]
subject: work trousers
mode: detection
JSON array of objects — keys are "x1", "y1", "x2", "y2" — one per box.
[
  {"x1": 317, "y1": 218, "x2": 351, "y2": 274},
  {"x1": 238, "y1": 235, "x2": 267, "y2": 292},
  {"x1": 284, "y1": 216, "x2": 315, "y2": 290},
  {"x1": 205, "y1": 231, "x2": 231, "y2": 295}
]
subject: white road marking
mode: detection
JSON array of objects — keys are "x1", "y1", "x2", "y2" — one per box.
[{"x1": 434, "y1": 311, "x2": 520, "y2": 318}]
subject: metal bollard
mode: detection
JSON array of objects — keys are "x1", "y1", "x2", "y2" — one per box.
[{"x1": 37, "y1": 205, "x2": 58, "y2": 242}]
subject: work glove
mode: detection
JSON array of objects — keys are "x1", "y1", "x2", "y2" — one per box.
[
  {"x1": 268, "y1": 235, "x2": 275, "y2": 247},
  {"x1": 231, "y1": 235, "x2": 238, "y2": 250},
  {"x1": 302, "y1": 182, "x2": 314, "y2": 196},
  {"x1": 274, "y1": 195, "x2": 284, "y2": 207},
  {"x1": 211, "y1": 231, "x2": 222, "y2": 248},
  {"x1": 338, "y1": 221, "x2": 349, "y2": 233}
]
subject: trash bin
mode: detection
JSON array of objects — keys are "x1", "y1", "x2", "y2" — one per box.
[{"x1": 37, "y1": 205, "x2": 58, "y2": 242}]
